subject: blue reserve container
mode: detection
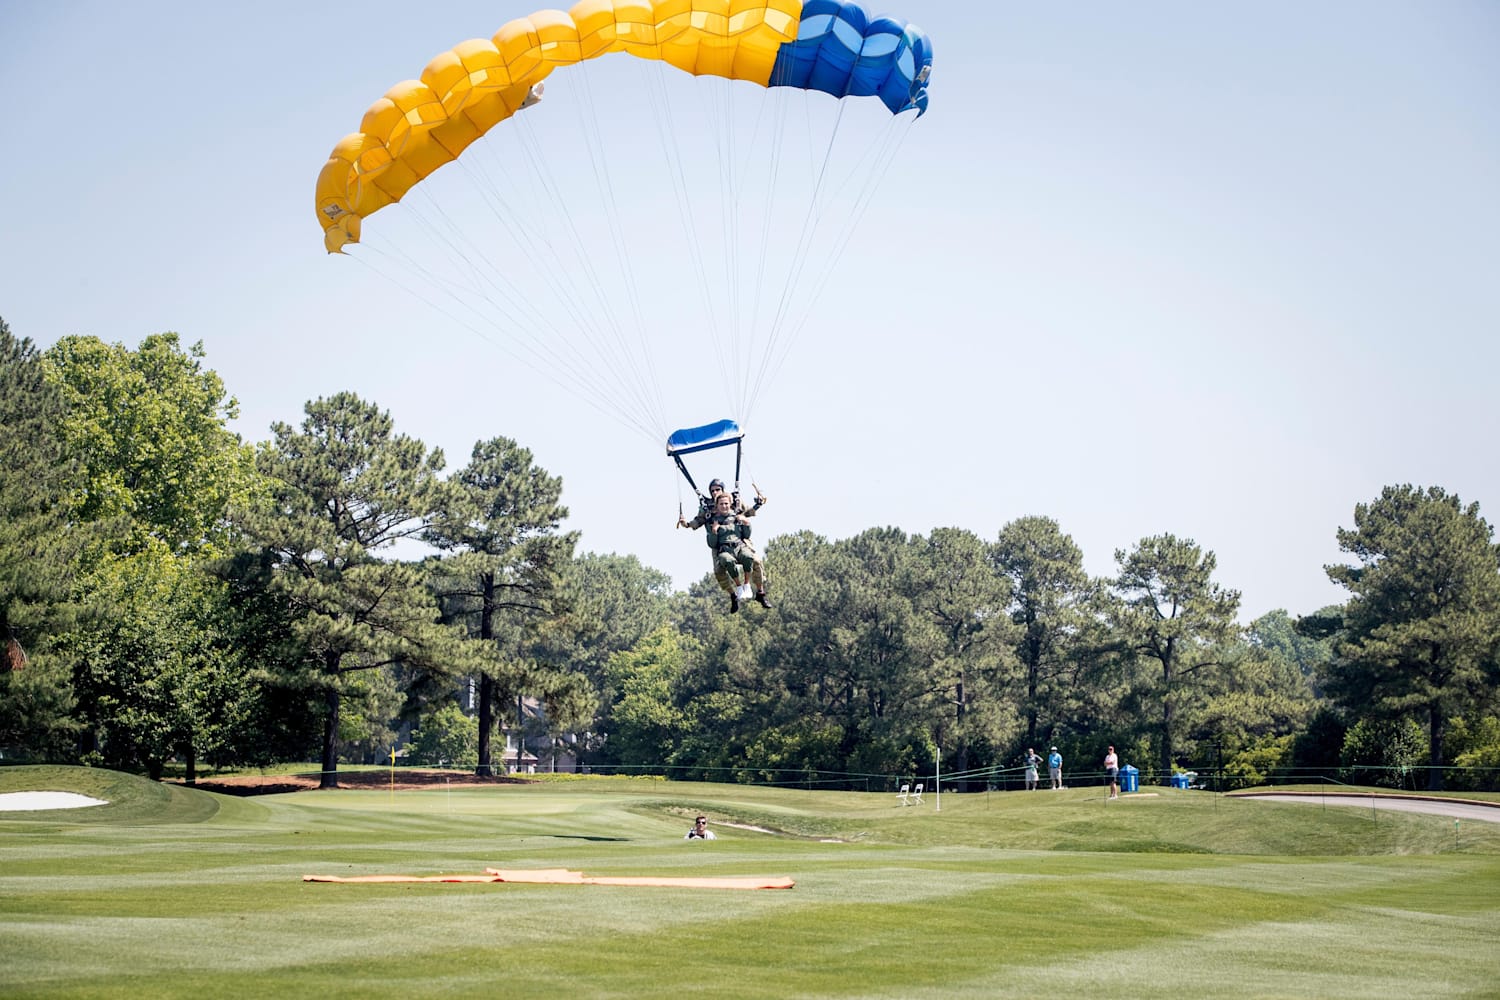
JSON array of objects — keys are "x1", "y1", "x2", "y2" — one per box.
[{"x1": 1119, "y1": 765, "x2": 1139, "y2": 793}]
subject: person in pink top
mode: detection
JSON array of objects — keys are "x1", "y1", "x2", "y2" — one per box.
[{"x1": 1104, "y1": 746, "x2": 1120, "y2": 799}]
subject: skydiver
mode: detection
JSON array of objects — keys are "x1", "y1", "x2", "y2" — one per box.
[
  {"x1": 678, "y1": 483, "x2": 771, "y2": 612},
  {"x1": 681, "y1": 479, "x2": 769, "y2": 599}
]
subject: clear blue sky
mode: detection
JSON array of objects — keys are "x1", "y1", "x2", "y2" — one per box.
[{"x1": 3, "y1": 1, "x2": 1497, "y2": 621}]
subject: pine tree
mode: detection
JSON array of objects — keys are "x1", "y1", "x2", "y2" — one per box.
[
  {"x1": 237, "y1": 392, "x2": 467, "y2": 787},
  {"x1": 1323, "y1": 485, "x2": 1500, "y2": 790},
  {"x1": 0, "y1": 318, "x2": 83, "y2": 754},
  {"x1": 423, "y1": 436, "x2": 578, "y2": 776},
  {"x1": 1111, "y1": 534, "x2": 1242, "y2": 776}
]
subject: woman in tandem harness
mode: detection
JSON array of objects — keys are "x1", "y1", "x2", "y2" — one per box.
[
  {"x1": 706, "y1": 492, "x2": 761, "y2": 613},
  {"x1": 681, "y1": 486, "x2": 771, "y2": 613}
]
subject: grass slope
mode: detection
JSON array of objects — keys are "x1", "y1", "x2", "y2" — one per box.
[{"x1": 1, "y1": 768, "x2": 1497, "y2": 998}]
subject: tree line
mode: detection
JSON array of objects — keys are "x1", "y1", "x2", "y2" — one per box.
[{"x1": 2, "y1": 321, "x2": 1498, "y2": 791}]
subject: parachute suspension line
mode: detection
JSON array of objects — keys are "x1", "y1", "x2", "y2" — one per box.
[
  {"x1": 374, "y1": 154, "x2": 666, "y2": 444},
  {"x1": 737, "y1": 97, "x2": 852, "y2": 424},
  {"x1": 708, "y1": 76, "x2": 744, "y2": 417},
  {"x1": 643, "y1": 62, "x2": 736, "y2": 410},
  {"x1": 641, "y1": 61, "x2": 738, "y2": 411},
  {"x1": 399, "y1": 179, "x2": 660, "y2": 440},
  {"x1": 458, "y1": 108, "x2": 654, "y2": 432},
  {"x1": 768, "y1": 96, "x2": 849, "y2": 328},
  {"x1": 350, "y1": 218, "x2": 575, "y2": 383},
  {"x1": 502, "y1": 111, "x2": 669, "y2": 436},
  {"x1": 744, "y1": 114, "x2": 917, "y2": 414},
  {"x1": 713, "y1": 76, "x2": 764, "y2": 422},
  {"x1": 713, "y1": 77, "x2": 782, "y2": 422},
  {"x1": 398, "y1": 186, "x2": 597, "y2": 371},
  {"x1": 450, "y1": 161, "x2": 664, "y2": 440},
  {"x1": 743, "y1": 86, "x2": 789, "y2": 419},
  {"x1": 443, "y1": 150, "x2": 609, "y2": 350},
  {"x1": 486, "y1": 109, "x2": 664, "y2": 440},
  {"x1": 355, "y1": 237, "x2": 657, "y2": 444},
  {"x1": 378, "y1": 152, "x2": 643, "y2": 428},
  {"x1": 569, "y1": 59, "x2": 673, "y2": 439},
  {"x1": 344, "y1": 246, "x2": 659, "y2": 443}
]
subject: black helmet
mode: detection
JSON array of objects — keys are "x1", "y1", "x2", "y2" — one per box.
[{"x1": 709, "y1": 478, "x2": 726, "y2": 493}]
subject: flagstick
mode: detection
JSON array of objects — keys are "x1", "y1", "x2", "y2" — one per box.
[{"x1": 935, "y1": 746, "x2": 941, "y2": 813}]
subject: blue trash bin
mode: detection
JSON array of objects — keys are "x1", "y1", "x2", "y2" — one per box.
[{"x1": 1119, "y1": 765, "x2": 1139, "y2": 794}]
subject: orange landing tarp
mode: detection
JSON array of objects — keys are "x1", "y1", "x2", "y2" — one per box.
[{"x1": 302, "y1": 867, "x2": 793, "y2": 889}]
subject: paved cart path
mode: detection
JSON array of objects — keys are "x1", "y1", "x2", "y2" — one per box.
[{"x1": 1236, "y1": 792, "x2": 1500, "y2": 823}]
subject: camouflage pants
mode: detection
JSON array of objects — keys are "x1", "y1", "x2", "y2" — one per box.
[{"x1": 712, "y1": 541, "x2": 764, "y2": 594}]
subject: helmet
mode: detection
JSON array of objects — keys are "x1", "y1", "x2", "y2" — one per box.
[{"x1": 708, "y1": 478, "x2": 726, "y2": 493}]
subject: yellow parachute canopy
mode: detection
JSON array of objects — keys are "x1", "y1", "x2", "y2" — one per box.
[{"x1": 316, "y1": 0, "x2": 802, "y2": 253}]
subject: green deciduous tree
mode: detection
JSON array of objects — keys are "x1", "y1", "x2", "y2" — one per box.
[
  {"x1": 42, "y1": 333, "x2": 258, "y2": 554},
  {"x1": 603, "y1": 626, "x2": 694, "y2": 767},
  {"x1": 1248, "y1": 609, "x2": 1333, "y2": 693},
  {"x1": 1341, "y1": 716, "x2": 1426, "y2": 788},
  {"x1": 672, "y1": 528, "x2": 944, "y2": 783},
  {"x1": 531, "y1": 669, "x2": 599, "y2": 771},
  {"x1": 408, "y1": 702, "x2": 479, "y2": 768},
  {"x1": 1190, "y1": 612, "x2": 1319, "y2": 767},
  {"x1": 64, "y1": 542, "x2": 256, "y2": 780},
  {"x1": 1445, "y1": 715, "x2": 1500, "y2": 792},
  {"x1": 538, "y1": 552, "x2": 674, "y2": 759},
  {"x1": 1322, "y1": 485, "x2": 1500, "y2": 790},
  {"x1": 37, "y1": 331, "x2": 265, "y2": 769}
]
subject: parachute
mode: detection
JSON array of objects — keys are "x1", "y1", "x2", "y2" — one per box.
[
  {"x1": 315, "y1": 0, "x2": 932, "y2": 465},
  {"x1": 317, "y1": 1, "x2": 931, "y2": 252},
  {"x1": 666, "y1": 417, "x2": 744, "y2": 498}
]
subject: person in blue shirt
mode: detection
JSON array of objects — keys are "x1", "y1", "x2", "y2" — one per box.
[{"x1": 1047, "y1": 747, "x2": 1063, "y2": 790}]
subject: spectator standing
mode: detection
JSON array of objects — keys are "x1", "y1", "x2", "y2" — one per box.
[{"x1": 1024, "y1": 748, "x2": 1042, "y2": 790}]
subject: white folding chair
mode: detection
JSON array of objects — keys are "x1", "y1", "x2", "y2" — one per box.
[
  {"x1": 896, "y1": 783, "x2": 911, "y2": 805},
  {"x1": 911, "y1": 783, "x2": 924, "y2": 805}
]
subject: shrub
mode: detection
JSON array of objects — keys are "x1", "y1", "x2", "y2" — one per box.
[
  {"x1": 1291, "y1": 706, "x2": 1346, "y2": 777},
  {"x1": 1224, "y1": 734, "x2": 1294, "y2": 787},
  {"x1": 406, "y1": 703, "x2": 478, "y2": 769},
  {"x1": 1340, "y1": 717, "x2": 1424, "y2": 788},
  {"x1": 1446, "y1": 715, "x2": 1500, "y2": 792}
]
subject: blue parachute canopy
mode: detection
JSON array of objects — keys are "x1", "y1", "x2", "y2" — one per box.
[
  {"x1": 666, "y1": 419, "x2": 744, "y2": 457},
  {"x1": 770, "y1": 0, "x2": 933, "y2": 116}
]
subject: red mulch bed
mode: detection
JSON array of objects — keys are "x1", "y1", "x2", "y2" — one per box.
[{"x1": 178, "y1": 769, "x2": 535, "y2": 796}]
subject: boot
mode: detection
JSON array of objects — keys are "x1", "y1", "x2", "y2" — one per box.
[
  {"x1": 729, "y1": 592, "x2": 740, "y2": 613},
  {"x1": 755, "y1": 590, "x2": 772, "y2": 609}
]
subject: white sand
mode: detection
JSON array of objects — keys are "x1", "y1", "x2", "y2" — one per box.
[{"x1": 0, "y1": 791, "x2": 108, "y2": 811}]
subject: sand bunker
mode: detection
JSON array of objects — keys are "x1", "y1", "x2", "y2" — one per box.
[{"x1": 0, "y1": 791, "x2": 108, "y2": 811}]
